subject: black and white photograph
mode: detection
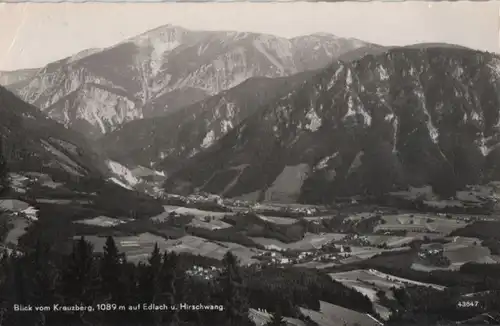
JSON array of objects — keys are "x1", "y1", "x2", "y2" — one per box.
[{"x1": 0, "y1": 1, "x2": 499, "y2": 325}]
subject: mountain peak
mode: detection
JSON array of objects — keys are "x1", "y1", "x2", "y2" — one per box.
[{"x1": 9, "y1": 25, "x2": 375, "y2": 138}]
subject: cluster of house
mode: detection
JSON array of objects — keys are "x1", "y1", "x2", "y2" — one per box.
[
  {"x1": 185, "y1": 265, "x2": 220, "y2": 280},
  {"x1": 417, "y1": 243, "x2": 444, "y2": 259},
  {"x1": 254, "y1": 241, "x2": 353, "y2": 266}
]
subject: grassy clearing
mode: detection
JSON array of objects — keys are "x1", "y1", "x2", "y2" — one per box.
[
  {"x1": 83, "y1": 233, "x2": 262, "y2": 265},
  {"x1": 375, "y1": 213, "x2": 468, "y2": 234},
  {"x1": 299, "y1": 301, "x2": 382, "y2": 326},
  {"x1": 74, "y1": 216, "x2": 129, "y2": 228}
]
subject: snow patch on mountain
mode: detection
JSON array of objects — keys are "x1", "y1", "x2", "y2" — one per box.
[
  {"x1": 188, "y1": 148, "x2": 199, "y2": 158},
  {"x1": 305, "y1": 107, "x2": 322, "y2": 132},
  {"x1": 106, "y1": 160, "x2": 139, "y2": 187},
  {"x1": 414, "y1": 87, "x2": 439, "y2": 144},
  {"x1": 392, "y1": 117, "x2": 399, "y2": 152},
  {"x1": 201, "y1": 130, "x2": 216, "y2": 149},
  {"x1": 360, "y1": 104, "x2": 372, "y2": 126},
  {"x1": 159, "y1": 148, "x2": 175, "y2": 160},
  {"x1": 377, "y1": 66, "x2": 390, "y2": 81},
  {"x1": 327, "y1": 65, "x2": 345, "y2": 90},
  {"x1": 347, "y1": 151, "x2": 364, "y2": 176},
  {"x1": 109, "y1": 177, "x2": 134, "y2": 190},
  {"x1": 316, "y1": 152, "x2": 339, "y2": 170},
  {"x1": 220, "y1": 119, "x2": 233, "y2": 134},
  {"x1": 478, "y1": 136, "x2": 491, "y2": 156}
]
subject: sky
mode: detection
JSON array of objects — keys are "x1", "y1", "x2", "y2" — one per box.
[{"x1": 0, "y1": 1, "x2": 498, "y2": 71}]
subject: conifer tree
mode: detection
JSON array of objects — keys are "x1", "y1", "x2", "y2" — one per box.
[
  {"x1": 217, "y1": 251, "x2": 251, "y2": 326},
  {"x1": 160, "y1": 251, "x2": 180, "y2": 326},
  {"x1": 1, "y1": 253, "x2": 36, "y2": 326},
  {"x1": 99, "y1": 236, "x2": 123, "y2": 301},
  {"x1": 25, "y1": 240, "x2": 59, "y2": 325},
  {"x1": 0, "y1": 139, "x2": 9, "y2": 197},
  {"x1": 138, "y1": 243, "x2": 163, "y2": 325},
  {"x1": 61, "y1": 237, "x2": 100, "y2": 307},
  {"x1": 99, "y1": 236, "x2": 125, "y2": 325}
]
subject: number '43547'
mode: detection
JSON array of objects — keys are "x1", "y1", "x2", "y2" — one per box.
[{"x1": 456, "y1": 300, "x2": 480, "y2": 308}]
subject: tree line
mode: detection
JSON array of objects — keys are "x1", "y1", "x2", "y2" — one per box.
[
  {"x1": 0, "y1": 233, "x2": 379, "y2": 326},
  {"x1": 0, "y1": 237, "x2": 256, "y2": 326}
]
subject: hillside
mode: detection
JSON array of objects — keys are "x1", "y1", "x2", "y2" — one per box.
[
  {"x1": 0, "y1": 85, "x2": 164, "y2": 226},
  {"x1": 99, "y1": 70, "x2": 317, "y2": 170},
  {"x1": 0, "y1": 85, "x2": 106, "y2": 178},
  {"x1": 164, "y1": 46, "x2": 500, "y2": 203},
  {"x1": 7, "y1": 25, "x2": 374, "y2": 138}
]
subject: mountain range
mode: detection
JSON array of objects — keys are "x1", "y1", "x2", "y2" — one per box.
[
  {"x1": 98, "y1": 70, "x2": 317, "y2": 170},
  {"x1": 3, "y1": 25, "x2": 377, "y2": 138},
  {"x1": 3, "y1": 24, "x2": 500, "y2": 205},
  {"x1": 163, "y1": 47, "x2": 500, "y2": 203},
  {"x1": 0, "y1": 68, "x2": 39, "y2": 88}
]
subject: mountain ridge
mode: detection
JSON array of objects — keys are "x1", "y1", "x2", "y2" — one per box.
[
  {"x1": 163, "y1": 46, "x2": 500, "y2": 203},
  {"x1": 5, "y1": 25, "x2": 377, "y2": 138},
  {"x1": 98, "y1": 70, "x2": 319, "y2": 170}
]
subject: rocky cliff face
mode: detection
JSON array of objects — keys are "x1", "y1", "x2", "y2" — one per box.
[
  {"x1": 164, "y1": 47, "x2": 500, "y2": 203},
  {"x1": 99, "y1": 70, "x2": 316, "y2": 170},
  {"x1": 8, "y1": 25, "x2": 373, "y2": 137}
]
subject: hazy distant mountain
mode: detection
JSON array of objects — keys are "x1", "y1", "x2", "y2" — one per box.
[
  {"x1": 0, "y1": 68, "x2": 39, "y2": 87},
  {"x1": 7, "y1": 25, "x2": 374, "y2": 138},
  {"x1": 164, "y1": 46, "x2": 500, "y2": 203},
  {"x1": 98, "y1": 70, "x2": 317, "y2": 170}
]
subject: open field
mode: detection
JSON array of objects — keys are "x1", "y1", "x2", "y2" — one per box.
[
  {"x1": 410, "y1": 263, "x2": 451, "y2": 272},
  {"x1": 37, "y1": 198, "x2": 91, "y2": 205},
  {"x1": 74, "y1": 216, "x2": 129, "y2": 228},
  {"x1": 155, "y1": 205, "x2": 233, "y2": 230},
  {"x1": 163, "y1": 205, "x2": 231, "y2": 218},
  {"x1": 444, "y1": 244, "x2": 493, "y2": 265},
  {"x1": 83, "y1": 233, "x2": 261, "y2": 264},
  {"x1": 256, "y1": 214, "x2": 297, "y2": 225},
  {"x1": 329, "y1": 268, "x2": 446, "y2": 319},
  {"x1": 348, "y1": 246, "x2": 410, "y2": 260},
  {"x1": 374, "y1": 213, "x2": 468, "y2": 234},
  {"x1": 0, "y1": 199, "x2": 31, "y2": 212},
  {"x1": 188, "y1": 218, "x2": 232, "y2": 230},
  {"x1": 294, "y1": 261, "x2": 341, "y2": 269},
  {"x1": 299, "y1": 301, "x2": 382, "y2": 326},
  {"x1": 416, "y1": 239, "x2": 499, "y2": 270},
  {"x1": 328, "y1": 269, "x2": 446, "y2": 294},
  {"x1": 363, "y1": 235, "x2": 416, "y2": 247},
  {"x1": 302, "y1": 215, "x2": 336, "y2": 222},
  {"x1": 0, "y1": 199, "x2": 39, "y2": 246},
  {"x1": 4, "y1": 217, "x2": 29, "y2": 246}
]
